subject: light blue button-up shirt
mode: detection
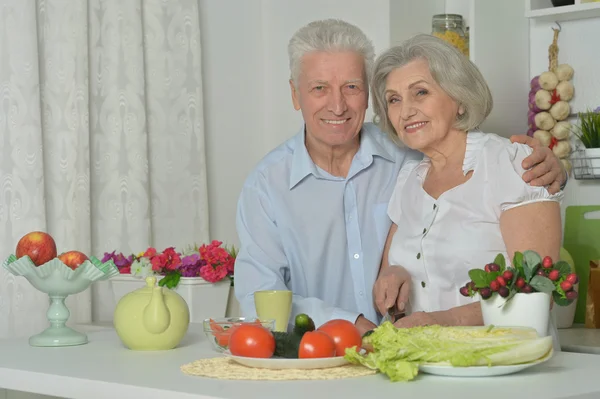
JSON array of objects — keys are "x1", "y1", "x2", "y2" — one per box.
[{"x1": 234, "y1": 122, "x2": 421, "y2": 329}]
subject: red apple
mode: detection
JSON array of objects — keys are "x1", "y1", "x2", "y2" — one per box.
[
  {"x1": 58, "y1": 250, "x2": 89, "y2": 271},
  {"x1": 15, "y1": 231, "x2": 58, "y2": 266}
]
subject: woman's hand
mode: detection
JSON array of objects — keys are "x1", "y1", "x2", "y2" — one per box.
[
  {"x1": 394, "y1": 303, "x2": 483, "y2": 328},
  {"x1": 373, "y1": 265, "x2": 411, "y2": 317},
  {"x1": 510, "y1": 135, "x2": 566, "y2": 194},
  {"x1": 393, "y1": 311, "x2": 441, "y2": 328}
]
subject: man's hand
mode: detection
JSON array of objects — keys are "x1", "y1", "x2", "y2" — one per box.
[
  {"x1": 510, "y1": 135, "x2": 566, "y2": 194},
  {"x1": 355, "y1": 315, "x2": 376, "y2": 336},
  {"x1": 373, "y1": 265, "x2": 411, "y2": 316}
]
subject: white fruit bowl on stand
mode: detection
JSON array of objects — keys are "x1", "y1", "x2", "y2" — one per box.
[{"x1": 3, "y1": 254, "x2": 119, "y2": 347}]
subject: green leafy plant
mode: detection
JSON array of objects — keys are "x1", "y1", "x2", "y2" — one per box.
[
  {"x1": 459, "y1": 250, "x2": 579, "y2": 306},
  {"x1": 572, "y1": 107, "x2": 600, "y2": 149}
]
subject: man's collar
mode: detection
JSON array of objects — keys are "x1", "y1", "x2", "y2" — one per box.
[
  {"x1": 288, "y1": 123, "x2": 395, "y2": 190},
  {"x1": 358, "y1": 123, "x2": 395, "y2": 163},
  {"x1": 289, "y1": 125, "x2": 319, "y2": 189}
]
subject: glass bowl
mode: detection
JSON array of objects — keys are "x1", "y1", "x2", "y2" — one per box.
[{"x1": 203, "y1": 317, "x2": 275, "y2": 353}]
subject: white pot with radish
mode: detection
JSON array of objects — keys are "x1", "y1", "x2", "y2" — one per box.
[
  {"x1": 460, "y1": 250, "x2": 579, "y2": 337},
  {"x1": 481, "y1": 292, "x2": 551, "y2": 337}
]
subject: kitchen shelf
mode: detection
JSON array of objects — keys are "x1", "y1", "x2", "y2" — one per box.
[
  {"x1": 526, "y1": 0, "x2": 600, "y2": 22},
  {"x1": 570, "y1": 148, "x2": 600, "y2": 180}
]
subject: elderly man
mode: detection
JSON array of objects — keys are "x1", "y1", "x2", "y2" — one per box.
[{"x1": 234, "y1": 19, "x2": 567, "y2": 335}]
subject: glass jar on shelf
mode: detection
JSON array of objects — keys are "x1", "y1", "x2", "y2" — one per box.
[
  {"x1": 431, "y1": 14, "x2": 469, "y2": 58},
  {"x1": 465, "y1": 26, "x2": 470, "y2": 56}
]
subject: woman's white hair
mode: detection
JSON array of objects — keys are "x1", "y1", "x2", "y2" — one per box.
[
  {"x1": 371, "y1": 34, "x2": 493, "y2": 143},
  {"x1": 288, "y1": 19, "x2": 375, "y2": 88}
]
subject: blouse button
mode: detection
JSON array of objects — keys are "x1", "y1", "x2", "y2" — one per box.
[
  {"x1": 417, "y1": 253, "x2": 421, "y2": 259},
  {"x1": 433, "y1": 204, "x2": 437, "y2": 210},
  {"x1": 422, "y1": 228, "x2": 427, "y2": 234},
  {"x1": 421, "y1": 281, "x2": 426, "y2": 288}
]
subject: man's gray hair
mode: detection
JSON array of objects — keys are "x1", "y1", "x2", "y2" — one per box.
[
  {"x1": 288, "y1": 19, "x2": 375, "y2": 88},
  {"x1": 371, "y1": 34, "x2": 493, "y2": 143}
]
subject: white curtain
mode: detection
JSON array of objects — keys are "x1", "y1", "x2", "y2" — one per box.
[{"x1": 0, "y1": 0, "x2": 209, "y2": 338}]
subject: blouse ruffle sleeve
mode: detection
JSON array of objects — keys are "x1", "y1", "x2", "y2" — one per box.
[
  {"x1": 387, "y1": 160, "x2": 421, "y2": 225},
  {"x1": 487, "y1": 140, "x2": 564, "y2": 212}
]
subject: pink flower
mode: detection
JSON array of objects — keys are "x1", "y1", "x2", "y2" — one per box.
[
  {"x1": 226, "y1": 259, "x2": 234, "y2": 274},
  {"x1": 199, "y1": 263, "x2": 228, "y2": 283},
  {"x1": 149, "y1": 247, "x2": 181, "y2": 273},
  {"x1": 163, "y1": 247, "x2": 181, "y2": 271},
  {"x1": 197, "y1": 240, "x2": 235, "y2": 282},
  {"x1": 144, "y1": 247, "x2": 157, "y2": 258},
  {"x1": 151, "y1": 257, "x2": 163, "y2": 272}
]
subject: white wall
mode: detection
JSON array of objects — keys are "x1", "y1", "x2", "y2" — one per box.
[
  {"x1": 389, "y1": 0, "x2": 530, "y2": 138},
  {"x1": 199, "y1": 0, "x2": 391, "y2": 247},
  {"x1": 471, "y1": 0, "x2": 530, "y2": 136},
  {"x1": 198, "y1": 0, "x2": 266, "y2": 250},
  {"x1": 529, "y1": 16, "x2": 600, "y2": 217},
  {"x1": 390, "y1": 0, "x2": 445, "y2": 45}
]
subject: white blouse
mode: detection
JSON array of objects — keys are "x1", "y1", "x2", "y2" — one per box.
[{"x1": 387, "y1": 132, "x2": 563, "y2": 315}]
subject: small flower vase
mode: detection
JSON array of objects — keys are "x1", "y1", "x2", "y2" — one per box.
[{"x1": 480, "y1": 292, "x2": 551, "y2": 337}]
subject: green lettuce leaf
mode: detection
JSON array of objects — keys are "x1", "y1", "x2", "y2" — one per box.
[
  {"x1": 344, "y1": 322, "x2": 552, "y2": 382},
  {"x1": 344, "y1": 348, "x2": 418, "y2": 382}
]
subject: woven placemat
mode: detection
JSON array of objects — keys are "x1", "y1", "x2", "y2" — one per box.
[{"x1": 180, "y1": 357, "x2": 377, "y2": 381}]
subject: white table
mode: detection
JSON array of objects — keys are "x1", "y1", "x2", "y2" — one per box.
[
  {"x1": 1, "y1": 323, "x2": 600, "y2": 399},
  {"x1": 559, "y1": 325, "x2": 600, "y2": 354}
]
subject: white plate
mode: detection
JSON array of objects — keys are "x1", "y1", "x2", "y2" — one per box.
[
  {"x1": 418, "y1": 350, "x2": 553, "y2": 378},
  {"x1": 224, "y1": 351, "x2": 348, "y2": 370}
]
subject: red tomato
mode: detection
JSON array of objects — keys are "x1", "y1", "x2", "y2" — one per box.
[
  {"x1": 210, "y1": 319, "x2": 264, "y2": 348},
  {"x1": 298, "y1": 331, "x2": 336, "y2": 358},
  {"x1": 317, "y1": 319, "x2": 362, "y2": 357},
  {"x1": 229, "y1": 324, "x2": 275, "y2": 358}
]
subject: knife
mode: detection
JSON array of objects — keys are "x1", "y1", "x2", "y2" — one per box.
[{"x1": 380, "y1": 305, "x2": 405, "y2": 325}]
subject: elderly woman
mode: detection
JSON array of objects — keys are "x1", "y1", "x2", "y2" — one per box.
[{"x1": 370, "y1": 34, "x2": 562, "y2": 343}]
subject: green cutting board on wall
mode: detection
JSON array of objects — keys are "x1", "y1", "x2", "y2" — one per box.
[{"x1": 564, "y1": 205, "x2": 600, "y2": 324}]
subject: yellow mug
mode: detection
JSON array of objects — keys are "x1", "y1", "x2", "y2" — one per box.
[{"x1": 254, "y1": 290, "x2": 292, "y2": 332}]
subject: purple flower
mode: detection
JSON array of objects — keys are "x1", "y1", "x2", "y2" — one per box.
[
  {"x1": 179, "y1": 253, "x2": 205, "y2": 277},
  {"x1": 101, "y1": 251, "x2": 134, "y2": 270},
  {"x1": 115, "y1": 254, "x2": 134, "y2": 268},
  {"x1": 101, "y1": 251, "x2": 115, "y2": 263},
  {"x1": 594, "y1": 106, "x2": 600, "y2": 114}
]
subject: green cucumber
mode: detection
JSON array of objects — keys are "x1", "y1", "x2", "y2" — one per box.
[
  {"x1": 271, "y1": 313, "x2": 316, "y2": 358},
  {"x1": 272, "y1": 331, "x2": 302, "y2": 358},
  {"x1": 292, "y1": 313, "x2": 315, "y2": 336}
]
